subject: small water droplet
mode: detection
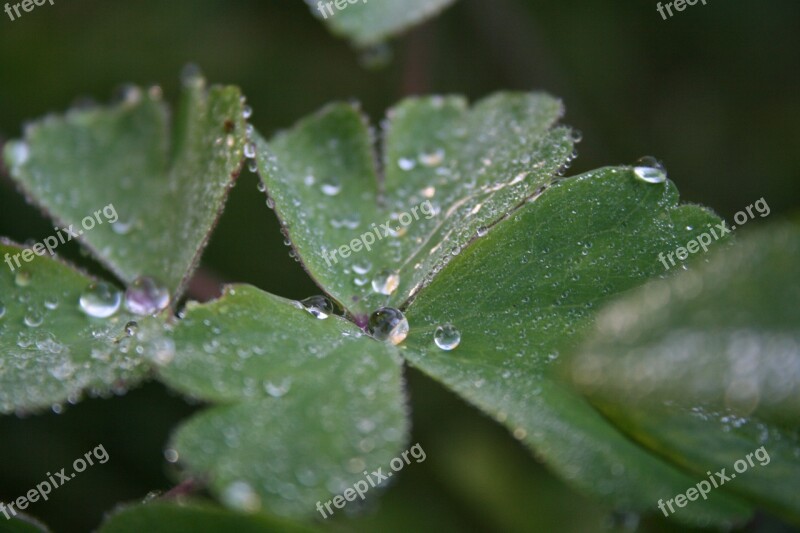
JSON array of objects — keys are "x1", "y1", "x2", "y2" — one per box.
[
  {"x1": 301, "y1": 295, "x2": 334, "y2": 319},
  {"x1": 476, "y1": 226, "x2": 489, "y2": 237},
  {"x1": 44, "y1": 296, "x2": 59, "y2": 310},
  {"x1": 633, "y1": 156, "x2": 667, "y2": 184},
  {"x1": 320, "y1": 177, "x2": 342, "y2": 196},
  {"x1": 24, "y1": 310, "x2": 44, "y2": 328},
  {"x1": 0, "y1": 301, "x2": 5, "y2": 319},
  {"x1": 222, "y1": 481, "x2": 261, "y2": 512},
  {"x1": 434, "y1": 323, "x2": 461, "y2": 350},
  {"x1": 368, "y1": 307, "x2": 409, "y2": 345},
  {"x1": 124, "y1": 276, "x2": 170, "y2": 316},
  {"x1": 79, "y1": 282, "x2": 122, "y2": 318},
  {"x1": 244, "y1": 142, "x2": 256, "y2": 159},
  {"x1": 264, "y1": 378, "x2": 292, "y2": 398},
  {"x1": 124, "y1": 321, "x2": 139, "y2": 336},
  {"x1": 7, "y1": 141, "x2": 30, "y2": 166},
  {"x1": 242, "y1": 105, "x2": 253, "y2": 119},
  {"x1": 353, "y1": 262, "x2": 371, "y2": 275},
  {"x1": 371, "y1": 269, "x2": 400, "y2": 296},
  {"x1": 419, "y1": 148, "x2": 445, "y2": 167},
  {"x1": 15, "y1": 270, "x2": 32, "y2": 287},
  {"x1": 112, "y1": 219, "x2": 135, "y2": 235},
  {"x1": 164, "y1": 448, "x2": 179, "y2": 463},
  {"x1": 398, "y1": 157, "x2": 416, "y2": 171}
]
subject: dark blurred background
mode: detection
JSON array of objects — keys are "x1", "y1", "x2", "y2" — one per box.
[{"x1": 0, "y1": 0, "x2": 798, "y2": 531}]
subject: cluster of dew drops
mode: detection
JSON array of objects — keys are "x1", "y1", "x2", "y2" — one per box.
[
  {"x1": 236, "y1": 104, "x2": 462, "y2": 353},
  {"x1": 299, "y1": 293, "x2": 461, "y2": 352}
]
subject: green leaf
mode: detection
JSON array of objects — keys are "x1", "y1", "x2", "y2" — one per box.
[
  {"x1": 400, "y1": 168, "x2": 751, "y2": 525},
  {"x1": 3, "y1": 71, "x2": 248, "y2": 297},
  {"x1": 157, "y1": 285, "x2": 408, "y2": 518},
  {"x1": 568, "y1": 224, "x2": 800, "y2": 425},
  {"x1": 0, "y1": 241, "x2": 149, "y2": 413},
  {"x1": 0, "y1": 513, "x2": 50, "y2": 533},
  {"x1": 308, "y1": 0, "x2": 457, "y2": 48},
  {"x1": 255, "y1": 93, "x2": 574, "y2": 317},
  {"x1": 565, "y1": 224, "x2": 800, "y2": 521},
  {"x1": 595, "y1": 402, "x2": 800, "y2": 523},
  {"x1": 98, "y1": 501, "x2": 317, "y2": 533}
]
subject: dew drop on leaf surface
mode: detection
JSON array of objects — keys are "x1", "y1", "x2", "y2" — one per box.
[
  {"x1": 79, "y1": 282, "x2": 122, "y2": 318},
  {"x1": 632, "y1": 156, "x2": 667, "y2": 184},
  {"x1": 434, "y1": 323, "x2": 461, "y2": 351},
  {"x1": 368, "y1": 307, "x2": 409, "y2": 345},
  {"x1": 124, "y1": 276, "x2": 170, "y2": 316}
]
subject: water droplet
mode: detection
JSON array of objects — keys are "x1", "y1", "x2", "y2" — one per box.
[
  {"x1": 301, "y1": 295, "x2": 334, "y2": 319},
  {"x1": 7, "y1": 141, "x2": 30, "y2": 166},
  {"x1": 264, "y1": 378, "x2": 292, "y2": 398},
  {"x1": 242, "y1": 105, "x2": 253, "y2": 119},
  {"x1": 257, "y1": 181, "x2": 267, "y2": 193},
  {"x1": 419, "y1": 148, "x2": 445, "y2": 167},
  {"x1": 79, "y1": 282, "x2": 122, "y2": 318},
  {"x1": 371, "y1": 269, "x2": 400, "y2": 295},
  {"x1": 24, "y1": 310, "x2": 43, "y2": 328},
  {"x1": 398, "y1": 158, "x2": 416, "y2": 171},
  {"x1": 124, "y1": 276, "x2": 170, "y2": 316},
  {"x1": 222, "y1": 481, "x2": 261, "y2": 512},
  {"x1": 112, "y1": 219, "x2": 134, "y2": 235},
  {"x1": 476, "y1": 226, "x2": 489, "y2": 237},
  {"x1": 180, "y1": 64, "x2": 205, "y2": 87},
  {"x1": 124, "y1": 321, "x2": 138, "y2": 336},
  {"x1": 164, "y1": 448, "x2": 179, "y2": 463},
  {"x1": 434, "y1": 323, "x2": 461, "y2": 350},
  {"x1": 320, "y1": 177, "x2": 342, "y2": 196},
  {"x1": 352, "y1": 262, "x2": 371, "y2": 275},
  {"x1": 15, "y1": 270, "x2": 32, "y2": 287},
  {"x1": 0, "y1": 301, "x2": 5, "y2": 319},
  {"x1": 44, "y1": 296, "x2": 59, "y2": 310},
  {"x1": 244, "y1": 142, "x2": 256, "y2": 159},
  {"x1": 368, "y1": 307, "x2": 409, "y2": 345},
  {"x1": 633, "y1": 156, "x2": 667, "y2": 184}
]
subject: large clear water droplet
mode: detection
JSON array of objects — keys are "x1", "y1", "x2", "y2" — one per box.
[
  {"x1": 301, "y1": 295, "x2": 334, "y2": 319},
  {"x1": 633, "y1": 156, "x2": 667, "y2": 184},
  {"x1": 434, "y1": 323, "x2": 461, "y2": 351},
  {"x1": 368, "y1": 307, "x2": 409, "y2": 345},
  {"x1": 124, "y1": 276, "x2": 170, "y2": 316},
  {"x1": 79, "y1": 282, "x2": 122, "y2": 318},
  {"x1": 371, "y1": 269, "x2": 400, "y2": 295}
]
